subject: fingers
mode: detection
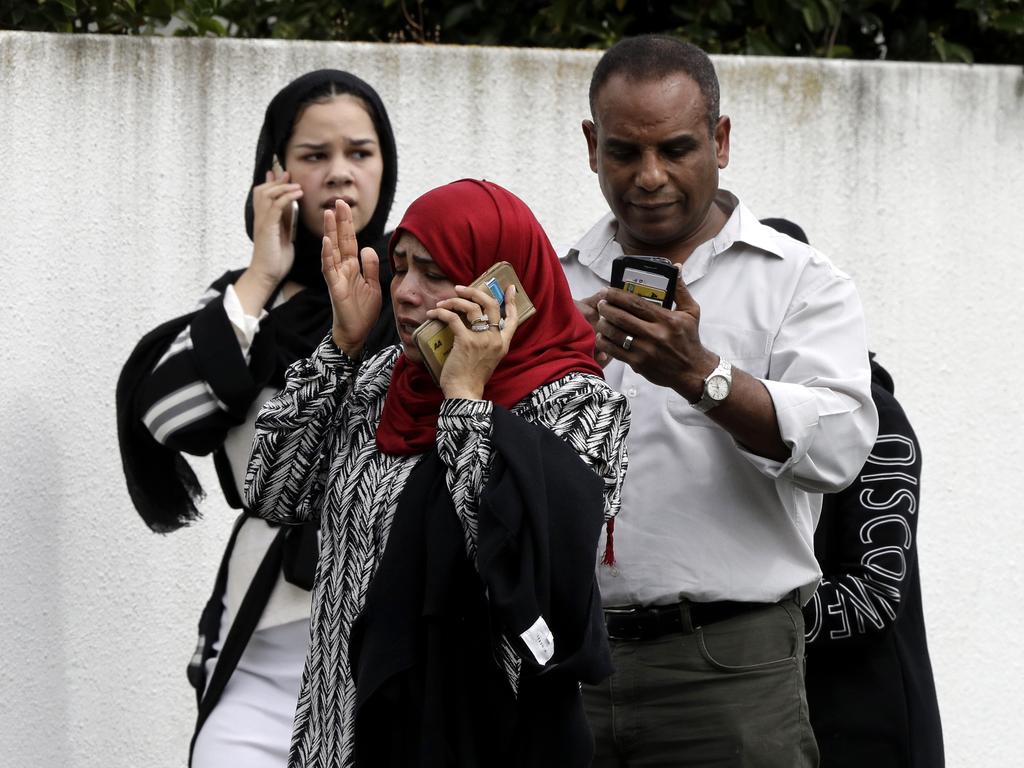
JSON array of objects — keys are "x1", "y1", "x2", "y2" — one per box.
[
  {"x1": 672, "y1": 268, "x2": 700, "y2": 314},
  {"x1": 600, "y1": 287, "x2": 667, "y2": 323},
  {"x1": 334, "y1": 200, "x2": 359, "y2": 261},
  {"x1": 269, "y1": 158, "x2": 290, "y2": 182},
  {"x1": 431, "y1": 282, "x2": 517, "y2": 342},
  {"x1": 594, "y1": 314, "x2": 636, "y2": 355},
  {"x1": 595, "y1": 294, "x2": 649, "y2": 341},
  {"x1": 267, "y1": 166, "x2": 290, "y2": 183},
  {"x1": 256, "y1": 172, "x2": 298, "y2": 199},
  {"x1": 578, "y1": 292, "x2": 602, "y2": 311},
  {"x1": 436, "y1": 296, "x2": 487, "y2": 323},
  {"x1": 428, "y1": 284, "x2": 520, "y2": 382},
  {"x1": 359, "y1": 246, "x2": 380, "y2": 286},
  {"x1": 254, "y1": 176, "x2": 302, "y2": 226},
  {"x1": 323, "y1": 208, "x2": 339, "y2": 259},
  {"x1": 258, "y1": 190, "x2": 302, "y2": 216},
  {"x1": 575, "y1": 294, "x2": 601, "y2": 328},
  {"x1": 594, "y1": 290, "x2": 659, "y2": 361},
  {"x1": 438, "y1": 285, "x2": 501, "y2": 325},
  {"x1": 270, "y1": 188, "x2": 302, "y2": 217},
  {"x1": 460, "y1": 284, "x2": 503, "y2": 323},
  {"x1": 426, "y1": 305, "x2": 473, "y2": 342},
  {"x1": 321, "y1": 236, "x2": 338, "y2": 279},
  {"x1": 501, "y1": 284, "x2": 520, "y2": 341}
]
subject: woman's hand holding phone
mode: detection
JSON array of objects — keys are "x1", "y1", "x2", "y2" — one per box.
[
  {"x1": 250, "y1": 159, "x2": 303, "y2": 282},
  {"x1": 427, "y1": 283, "x2": 520, "y2": 400},
  {"x1": 322, "y1": 199, "x2": 382, "y2": 358},
  {"x1": 236, "y1": 160, "x2": 305, "y2": 315}
]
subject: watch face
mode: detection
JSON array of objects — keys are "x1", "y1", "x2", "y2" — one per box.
[{"x1": 707, "y1": 374, "x2": 730, "y2": 401}]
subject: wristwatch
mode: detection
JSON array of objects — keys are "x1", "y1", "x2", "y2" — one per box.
[{"x1": 692, "y1": 358, "x2": 732, "y2": 413}]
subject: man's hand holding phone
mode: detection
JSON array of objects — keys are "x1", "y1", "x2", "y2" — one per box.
[
  {"x1": 595, "y1": 263, "x2": 717, "y2": 401},
  {"x1": 322, "y1": 199, "x2": 382, "y2": 358},
  {"x1": 578, "y1": 254, "x2": 690, "y2": 373}
]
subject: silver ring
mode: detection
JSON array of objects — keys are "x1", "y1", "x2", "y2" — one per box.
[
  {"x1": 622, "y1": 334, "x2": 635, "y2": 351},
  {"x1": 470, "y1": 319, "x2": 491, "y2": 333}
]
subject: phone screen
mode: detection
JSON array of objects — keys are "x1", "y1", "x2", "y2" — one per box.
[{"x1": 620, "y1": 266, "x2": 673, "y2": 305}]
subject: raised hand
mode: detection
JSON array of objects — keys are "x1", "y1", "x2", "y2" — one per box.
[
  {"x1": 322, "y1": 199, "x2": 382, "y2": 357},
  {"x1": 427, "y1": 283, "x2": 521, "y2": 400}
]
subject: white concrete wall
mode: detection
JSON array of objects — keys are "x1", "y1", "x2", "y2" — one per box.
[{"x1": 2, "y1": 30, "x2": 1022, "y2": 767}]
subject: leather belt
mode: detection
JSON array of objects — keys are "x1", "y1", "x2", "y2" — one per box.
[{"x1": 604, "y1": 599, "x2": 774, "y2": 641}]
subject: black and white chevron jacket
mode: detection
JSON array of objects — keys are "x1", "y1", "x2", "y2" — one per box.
[{"x1": 246, "y1": 335, "x2": 630, "y2": 768}]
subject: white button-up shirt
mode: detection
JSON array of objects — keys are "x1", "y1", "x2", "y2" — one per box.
[{"x1": 560, "y1": 191, "x2": 878, "y2": 605}]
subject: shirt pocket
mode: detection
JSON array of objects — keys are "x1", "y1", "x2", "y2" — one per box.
[
  {"x1": 700, "y1": 322, "x2": 773, "y2": 377},
  {"x1": 664, "y1": 322, "x2": 773, "y2": 428}
]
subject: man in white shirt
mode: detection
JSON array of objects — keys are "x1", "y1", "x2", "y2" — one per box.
[{"x1": 561, "y1": 35, "x2": 878, "y2": 766}]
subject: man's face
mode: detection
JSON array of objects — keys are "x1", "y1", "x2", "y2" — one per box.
[{"x1": 584, "y1": 73, "x2": 730, "y2": 257}]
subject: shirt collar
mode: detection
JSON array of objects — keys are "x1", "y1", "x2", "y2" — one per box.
[{"x1": 572, "y1": 189, "x2": 785, "y2": 285}]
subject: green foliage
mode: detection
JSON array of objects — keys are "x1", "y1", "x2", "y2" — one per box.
[{"x1": 2, "y1": 0, "x2": 1022, "y2": 64}]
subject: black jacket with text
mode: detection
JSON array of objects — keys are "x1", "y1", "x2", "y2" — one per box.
[{"x1": 804, "y1": 358, "x2": 944, "y2": 767}]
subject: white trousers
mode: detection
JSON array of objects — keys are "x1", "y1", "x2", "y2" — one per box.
[{"x1": 191, "y1": 618, "x2": 310, "y2": 768}]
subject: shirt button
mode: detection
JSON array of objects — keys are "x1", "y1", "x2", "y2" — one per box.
[{"x1": 626, "y1": 387, "x2": 638, "y2": 398}]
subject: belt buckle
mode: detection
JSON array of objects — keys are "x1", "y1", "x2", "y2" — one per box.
[
  {"x1": 603, "y1": 606, "x2": 642, "y2": 616},
  {"x1": 604, "y1": 606, "x2": 652, "y2": 641}
]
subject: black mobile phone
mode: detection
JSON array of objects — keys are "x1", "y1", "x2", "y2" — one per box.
[{"x1": 610, "y1": 255, "x2": 678, "y2": 309}]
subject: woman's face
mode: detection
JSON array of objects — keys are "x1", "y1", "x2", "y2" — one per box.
[
  {"x1": 390, "y1": 232, "x2": 458, "y2": 364},
  {"x1": 284, "y1": 94, "x2": 384, "y2": 237}
]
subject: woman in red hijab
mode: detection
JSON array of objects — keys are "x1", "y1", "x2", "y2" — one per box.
[{"x1": 246, "y1": 180, "x2": 629, "y2": 768}]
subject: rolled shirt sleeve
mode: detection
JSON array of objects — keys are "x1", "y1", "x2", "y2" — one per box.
[{"x1": 740, "y1": 270, "x2": 878, "y2": 492}]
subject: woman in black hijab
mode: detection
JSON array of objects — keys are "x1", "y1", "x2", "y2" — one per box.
[{"x1": 115, "y1": 70, "x2": 399, "y2": 767}]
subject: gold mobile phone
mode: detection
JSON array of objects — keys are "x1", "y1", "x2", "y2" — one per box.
[
  {"x1": 271, "y1": 154, "x2": 299, "y2": 243},
  {"x1": 411, "y1": 261, "x2": 536, "y2": 384}
]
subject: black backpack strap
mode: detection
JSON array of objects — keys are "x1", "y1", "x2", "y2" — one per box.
[
  {"x1": 186, "y1": 514, "x2": 247, "y2": 700},
  {"x1": 188, "y1": 525, "x2": 289, "y2": 764}
]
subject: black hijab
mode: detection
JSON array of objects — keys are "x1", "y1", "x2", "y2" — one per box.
[
  {"x1": 244, "y1": 68, "x2": 399, "y2": 290},
  {"x1": 117, "y1": 70, "x2": 399, "y2": 532},
  {"x1": 244, "y1": 69, "x2": 401, "y2": 380}
]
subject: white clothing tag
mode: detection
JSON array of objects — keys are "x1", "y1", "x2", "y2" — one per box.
[{"x1": 520, "y1": 616, "x2": 555, "y2": 666}]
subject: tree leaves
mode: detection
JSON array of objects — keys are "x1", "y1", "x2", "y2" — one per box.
[{"x1": 1, "y1": 0, "x2": 1021, "y2": 64}]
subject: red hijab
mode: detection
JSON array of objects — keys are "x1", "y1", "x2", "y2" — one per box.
[{"x1": 375, "y1": 180, "x2": 603, "y2": 455}]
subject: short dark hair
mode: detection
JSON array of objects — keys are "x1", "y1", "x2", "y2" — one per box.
[{"x1": 589, "y1": 35, "x2": 720, "y2": 135}]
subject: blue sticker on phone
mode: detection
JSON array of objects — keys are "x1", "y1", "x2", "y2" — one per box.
[{"x1": 485, "y1": 277, "x2": 507, "y2": 317}]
